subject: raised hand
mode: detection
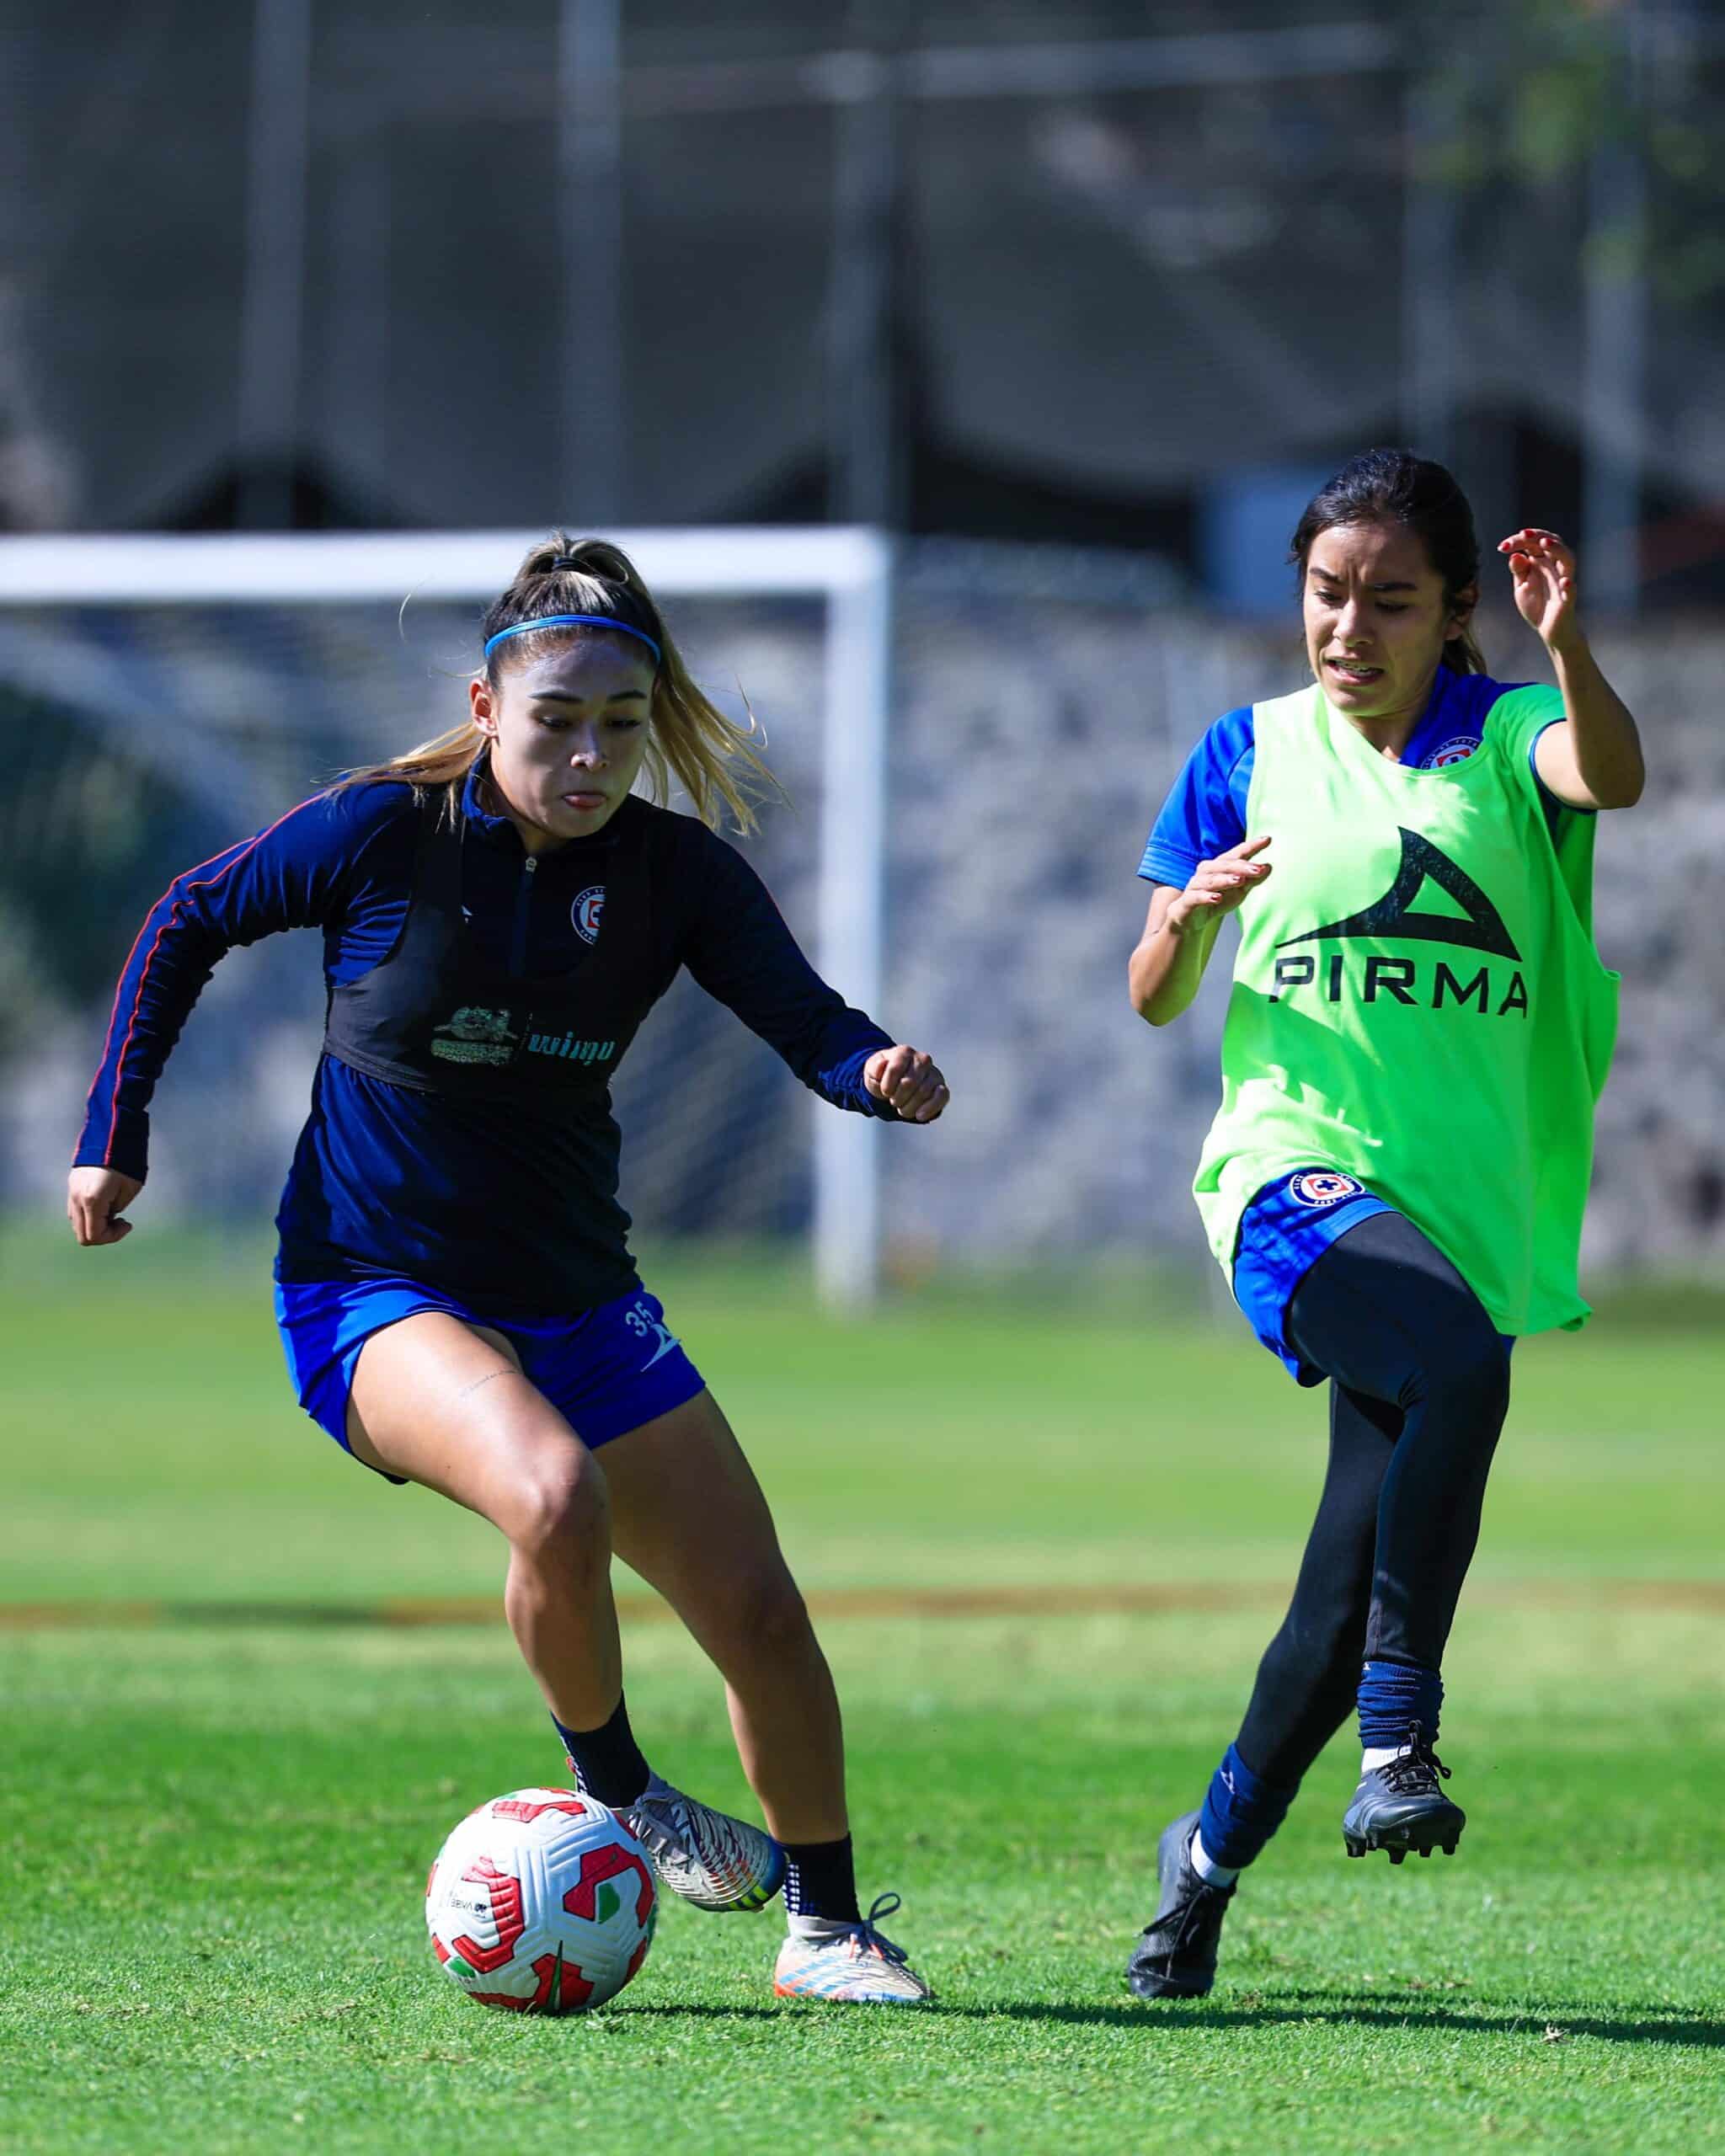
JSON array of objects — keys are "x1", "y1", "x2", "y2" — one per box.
[
  {"x1": 863, "y1": 1045, "x2": 949, "y2": 1123},
  {"x1": 1498, "y1": 528, "x2": 1579, "y2": 653}
]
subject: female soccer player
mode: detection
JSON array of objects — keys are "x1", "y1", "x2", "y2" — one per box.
[
  {"x1": 1123, "y1": 451, "x2": 1642, "y2": 1999},
  {"x1": 67, "y1": 536, "x2": 947, "y2": 2006}
]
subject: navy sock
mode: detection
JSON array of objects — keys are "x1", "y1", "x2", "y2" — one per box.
[
  {"x1": 552, "y1": 1694, "x2": 650, "y2": 1808},
  {"x1": 1195, "y1": 1742, "x2": 1299, "y2": 1872},
  {"x1": 1357, "y1": 1658, "x2": 1443, "y2": 1750},
  {"x1": 782, "y1": 1834, "x2": 860, "y2": 1924}
]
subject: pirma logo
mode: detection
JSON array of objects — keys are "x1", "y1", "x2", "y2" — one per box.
[
  {"x1": 1279, "y1": 828, "x2": 1521, "y2": 961},
  {"x1": 1423, "y1": 735, "x2": 1479, "y2": 769},
  {"x1": 1289, "y1": 1171, "x2": 1365, "y2": 1209},
  {"x1": 572, "y1": 886, "x2": 606, "y2": 945}
]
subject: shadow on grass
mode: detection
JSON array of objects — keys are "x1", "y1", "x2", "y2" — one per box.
[
  {"x1": 614, "y1": 1993, "x2": 1722, "y2": 2049},
  {"x1": 936, "y1": 1993, "x2": 1724, "y2": 2049},
  {"x1": 619, "y1": 2004, "x2": 785, "y2": 2020}
]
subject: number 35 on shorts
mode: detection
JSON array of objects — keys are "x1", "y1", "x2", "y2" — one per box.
[{"x1": 624, "y1": 1297, "x2": 682, "y2": 1370}]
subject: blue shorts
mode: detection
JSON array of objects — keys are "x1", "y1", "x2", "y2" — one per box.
[
  {"x1": 1231, "y1": 1169, "x2": 1394, "y2": 1386},
  {"x1": 1232, "y1": 1171, "x2": 1514, "y2": 1386},
  {"x1": 274, "y1": 1277, "x2": 707, "y2": 1482}
]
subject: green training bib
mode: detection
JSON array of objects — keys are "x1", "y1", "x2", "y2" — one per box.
[{"x1": 1194, "y1": 681, "x2": 1619, "y2": 1336}]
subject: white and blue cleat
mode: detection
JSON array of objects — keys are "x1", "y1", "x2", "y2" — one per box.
[
  {"x1": 773, "y1": 1894, "x2": 932, "y2": 2004},
  {"x1": 621, "y1": 1774, "x2": 786, "y2": 1913}
]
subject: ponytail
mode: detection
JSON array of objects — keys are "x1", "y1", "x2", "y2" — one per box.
[{"x1": 334, "y1": 533, "x2": 780, "y2": 830}]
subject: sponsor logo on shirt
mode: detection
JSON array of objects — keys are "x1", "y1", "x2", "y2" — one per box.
[
  {"x1": 1279, "y1": 830, "x2": 1520, "y2": 959},
  {"x1": 1268, "y1": 828, "x2": 1529, "y2": 1019},
  {"x1": 572, "y1": 886, "x2": 606, "y2": 944},
  {"x1": 1422, "y1": 734, "x2": 1480, "y2": 769},
  {"x1": 1289, "y1": 1171, "x2": 1366, "y2": 1209},
  {"x1": 525, "y1": 1032, "x2": 616, "y2": 1065},
  {"x1": 430, "y1": 1006, "x2": 519, "y2": 1065}
]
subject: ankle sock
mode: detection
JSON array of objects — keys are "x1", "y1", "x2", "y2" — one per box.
[
  {"x1": 1356, "y1": 1658, "x2": 1443, "y2": 1752},
  {"x1": 1195, "y1": 1742, "x2": 1297, "y2": 1873},
  {"x1": 552, "y1": 1694, "x2": 650, "y2": 1809},
  {"x1": 1188, "y1": 1830, "x2": 1239, "y2": 1888},
  {"x1": 782, "y1": 1833, "x2": 860, "y2": 1924}
]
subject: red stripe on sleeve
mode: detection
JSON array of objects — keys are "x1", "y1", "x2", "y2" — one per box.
[{"x1": 85, "y1": 796, "x2": 322, "y2": 1169}]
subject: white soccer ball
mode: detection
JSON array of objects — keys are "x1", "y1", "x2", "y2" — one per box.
[{"x1": 425, "y1": 1787, "x2": 657, "y2": 2013}]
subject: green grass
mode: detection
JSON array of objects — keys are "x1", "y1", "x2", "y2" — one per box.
[
  {"x1": 3, "y1": 1230, "x2": 1721, "y2": 1602},
  {"x1": 2, "y1": 1231, "x2": 1722, "y2": 2152}
]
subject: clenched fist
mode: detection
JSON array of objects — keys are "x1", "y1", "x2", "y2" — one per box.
[
  {"x1": 67, "y1": 1166, "x2": 144, "y2": 1246},
  {"x1": 862, "y1": 1045, "x2": 949, "y2": 1123}
]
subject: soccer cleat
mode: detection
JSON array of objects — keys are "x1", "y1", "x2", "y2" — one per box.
[
  {"x1": 621, "y1": 1775, "x2": 785, "y2": 1912},
  {"x1": 1342, "y1": 1725, "x2": 1466, "y2": 1863},
  {"x1": 1125, "y1": 1810, "x2": 1236, "y2": 2000},
  {"x1": 772, "y1": 1893, "x2": 932, "y2": 2004}
]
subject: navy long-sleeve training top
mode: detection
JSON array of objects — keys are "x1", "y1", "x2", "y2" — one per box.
[{"x1": 76, "y1": 767, "x2": 895, "y2": 1311}]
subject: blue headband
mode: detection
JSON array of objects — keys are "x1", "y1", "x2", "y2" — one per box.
[{"x1": 483, "y1": 613, "x2": 663, "y2": 665}]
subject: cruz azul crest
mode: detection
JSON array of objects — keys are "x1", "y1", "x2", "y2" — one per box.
[
  {"x1": 572, "y1": 886, "x2": 606, "y2": 945},
  {"x1": 1289, "y1": 1170, "x2": 1365, "y2": 1209}
]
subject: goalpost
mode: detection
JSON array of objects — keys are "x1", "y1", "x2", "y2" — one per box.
[{"x1": 0, "y1": 526, "x2": 894, "y2": 1311}]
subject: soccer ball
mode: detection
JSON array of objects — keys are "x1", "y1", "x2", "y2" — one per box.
[{"x1": 425, "y1": 1787, "x2": 657, "y2": 2013}]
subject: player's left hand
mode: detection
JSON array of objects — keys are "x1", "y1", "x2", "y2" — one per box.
[
  {"x1": 864, "y1": 1045, "x2": 949, "y2": 1123},
  {"x1": 1498, "y1": 528, "x2": 1582, "y2": 653}
]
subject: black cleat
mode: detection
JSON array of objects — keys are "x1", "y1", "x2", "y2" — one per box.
[
  {"x1": 1125, "y1": 1811, "x2": 1236, "y2": 1999},
  {"x1": 1342, "y1": 1725, "x2": 1466, "y2": 1862}
]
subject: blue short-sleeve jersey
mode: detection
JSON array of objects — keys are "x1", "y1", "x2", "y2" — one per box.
[
  {"x1": 1136, "y1": 667, "x2": 1583, "y2": 1380},
  {"x1": 1137, "y1": 670, "x2": 1575, "y2": 889}
]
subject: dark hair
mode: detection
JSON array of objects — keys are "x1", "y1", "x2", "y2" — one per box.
[{"x1": 1290, "y1": 448, "x2": 1485, "y2": 674}]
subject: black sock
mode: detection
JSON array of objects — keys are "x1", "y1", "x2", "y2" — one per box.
[
  {"x1": 552, "y1": 1694, "x2": 650, "y2": 1808},
  {"x1": 782, "y1": 1834, "x2": 860, "y2": 1924}
]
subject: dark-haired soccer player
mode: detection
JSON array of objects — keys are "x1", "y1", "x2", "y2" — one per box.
[
  {"x1": 69, "y1": 536, "x2": 945, "y2": 2004},
  {"x1": 1124, "y1": 451, "x2": 1642, "y2": 1998}
]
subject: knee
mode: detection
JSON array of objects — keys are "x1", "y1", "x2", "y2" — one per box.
[
  {"x1": 505, "y1": 1452, "x2": 609, "y2": 1561},
  {"x1": 1415, "y1": 1327, "x2": 1510, "y2": 1438}
]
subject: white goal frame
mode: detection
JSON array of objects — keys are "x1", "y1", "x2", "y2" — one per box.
[{"x1": 0, "y1": 526, "x2": 893, "y2": 1311}]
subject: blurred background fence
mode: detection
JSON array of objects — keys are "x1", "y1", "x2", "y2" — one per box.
[
  {"x1": 4, "y1": 549, "x2": 1721, "y2": 1286},
  {"x1": 3, "y1": 0, "x2": 1722, "y2": 1292}
]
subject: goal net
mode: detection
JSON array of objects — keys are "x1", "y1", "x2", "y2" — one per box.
[
  {"x1": 0, "y1": 530, "x2": 890, "y2": 1307},
  {"x1": 6, "y1": 530, "x2": 1702, "y2": 1302}
]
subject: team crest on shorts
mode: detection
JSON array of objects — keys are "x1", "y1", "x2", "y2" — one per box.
[
  {"x1": 1423, "y1": 735, "x2": 1479, "y2": 769},
  {"x1": 1289, "y1": 1170, "x2": 1366, "y2": 1209},
  {"x1": 572, "y1": 886, "x2": 606, "y2": 944}
]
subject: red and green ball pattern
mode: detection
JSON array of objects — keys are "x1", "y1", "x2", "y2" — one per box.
[{"x1": 425, "y1": 1788, "x2": 657, "y2": 2013}]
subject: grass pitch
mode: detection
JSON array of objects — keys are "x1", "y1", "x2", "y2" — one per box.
[{"x1": 1, "y1": 1233, "x2": 1721, "y2": 2153}]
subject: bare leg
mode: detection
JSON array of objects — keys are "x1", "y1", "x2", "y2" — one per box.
[
  {"x1": 603, "y1": 1390, "x2": 847, "y2": 1846},
  {"x1": 346, "y1": 1312, "x2": 621, "y2": 1732}
]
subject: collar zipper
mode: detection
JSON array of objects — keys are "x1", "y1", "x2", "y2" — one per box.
[{"x1": 510, "y1": 854, "x2": 537, "y2": 976}]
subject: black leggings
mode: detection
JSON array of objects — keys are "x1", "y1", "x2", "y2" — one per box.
[{"x1": 1234, "y1": 1210, "x2": 1511, "y2": 1787}]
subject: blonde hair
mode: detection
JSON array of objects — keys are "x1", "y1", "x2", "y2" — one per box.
[{"x1": 334, "y1": 534, "x2": 779, "y2": 831}]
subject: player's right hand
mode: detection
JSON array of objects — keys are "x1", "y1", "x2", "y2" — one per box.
[
  {"x1": 1165, "y1": 836, "x2": 1273, "y2": 934},
  {"x1": 67, "y1": 1166, "x2": 144, "y2": 1246}
]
